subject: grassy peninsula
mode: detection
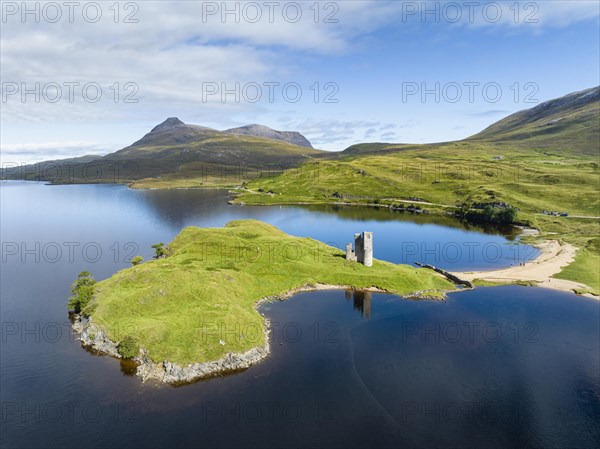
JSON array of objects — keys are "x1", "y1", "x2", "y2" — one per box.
[{"x1": 83, "y1": 220, "x2": 453, "y2": 366}]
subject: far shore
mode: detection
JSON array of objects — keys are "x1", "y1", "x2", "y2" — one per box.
[{"x1": 452, "y1": 240, "x2": 598, "y2": 299}]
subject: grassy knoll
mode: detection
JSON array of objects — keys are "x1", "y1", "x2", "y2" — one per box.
[
  {"x1": 233, "y1": 142, "x2": 600, "y2": 293},
  {"x1": 553, "y1": 239, "x2": 600, "y2": 295},
  {"x1": 88, "y1": 220, "x2": 454, "y2": 365}
]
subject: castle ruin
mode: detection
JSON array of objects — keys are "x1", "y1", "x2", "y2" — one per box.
[{"x1": 346, "y1": 232, "x2": 373, "y2": 267}]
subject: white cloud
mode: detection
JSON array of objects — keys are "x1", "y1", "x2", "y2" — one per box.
[
  {"x1": 0, "y1": 141, "x2": 110, "y2": 165},
  {"x1": 281, "y1": 118, "x2": 405, "y2": 149},
  {"x1": 1, "y1": 1, "x2": 597, "y2": 160},
  {"x1": 0, "y1": 1, "x2": 409, "y2": 127}
]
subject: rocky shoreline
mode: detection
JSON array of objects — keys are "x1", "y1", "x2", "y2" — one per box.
[
  {"x1": 71, "y1": 283, "x2": 448, "y2": 384},
  {"x1": 71, "y1": 313, "x2": 272, "y2": 384}
]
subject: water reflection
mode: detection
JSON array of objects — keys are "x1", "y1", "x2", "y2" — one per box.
[
  {"x1": 304, "y1": 204, "x2": 521, "y2": 239},
  {"x1": 346, "y1": 289, "x2": 373, "y2": 318}
]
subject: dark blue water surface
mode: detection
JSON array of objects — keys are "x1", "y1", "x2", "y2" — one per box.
[{"x1": 1, "y1": 182, "x2": 598, "y2": 449}]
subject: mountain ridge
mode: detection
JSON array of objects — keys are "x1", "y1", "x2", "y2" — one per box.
[
  {"x1": 466, "y1": 85, "x2": 599, "y2": 154},
  {"x1": 223, "y1": 124, "x2": 313, "y2": 148},
  {"x1": 129, "y1": 118, "x2": 313, "y2": 149},
  {"x1": 339, "y1": 86, "x2": 599, "y2": 156},
  {"x1": 2, "y1": 86, "x2": 598, "y2": 185}
]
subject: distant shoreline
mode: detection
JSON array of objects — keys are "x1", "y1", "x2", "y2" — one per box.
[{"x1": 453, "y1": 240, "x2": 598, "y2": 299}]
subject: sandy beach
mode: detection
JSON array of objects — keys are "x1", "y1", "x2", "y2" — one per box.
[{"x1": 452, "y1": 240, "x2": 598, "y2": 299}]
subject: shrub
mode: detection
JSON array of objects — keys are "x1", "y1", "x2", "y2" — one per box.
[
  {"x1": 68, "y1": 271, "x2": 96, "y2": 315},
  {"x1": 151, "y1": 243, "x2": 166, "y2": 259},
  {"x1": 118, "y1": 336, "x2": 139, "y2": 359},
  {"x1": 131, "y1": 255, "x2": 144, "y2": 266},
  {"x1": 464, "y1": 206, "x2": 517, "y2": 225}
]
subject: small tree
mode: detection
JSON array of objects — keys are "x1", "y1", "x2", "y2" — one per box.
[
  {"x1": 131, "y1": 255, "x2": 143, "y2": 266},
  {"x1": 118, "y1": 336, "x2": 139, "y2": 359},
  {"x1": 151, "y1": 243, "x2": 166, "y2": 259},
  {"x1": 496, "y1": 207, "x2": 517, "y2": 224},
  {"x1": 68, "y1": 271, "x2": 96, "y2": 315}
]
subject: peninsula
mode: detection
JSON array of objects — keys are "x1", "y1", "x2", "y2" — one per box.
[{"x1": 71, "y1": 219, "x2": 454, "y2": 383}]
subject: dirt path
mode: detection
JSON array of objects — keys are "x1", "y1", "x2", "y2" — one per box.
[{"x1": 452, "y1": 240, "x2": 598, "y2": 299}]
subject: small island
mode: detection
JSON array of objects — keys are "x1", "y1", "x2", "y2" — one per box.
[{"x1": 69, "y1": 219, "x2": 454, "y2": 383}]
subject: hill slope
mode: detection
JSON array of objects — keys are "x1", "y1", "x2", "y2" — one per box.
[{"x1": 467, "y1": 86, "x2": 599, "y2": 155}]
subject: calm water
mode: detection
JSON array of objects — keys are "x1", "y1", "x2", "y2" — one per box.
[{"x1": 1, "y1": 182, "x2": 598, "y2": 448}]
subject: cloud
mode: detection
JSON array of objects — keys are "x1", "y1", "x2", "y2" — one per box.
[
  {"x1": 278, "y1": 118, "x2": 405, "y2": 149},
  {"x1": 2, "y1": 1, "x2": 597, "y2": 158},
  {"x1": 379, "y1": 123, "x2": 397, "y2": 131},
  {"x1": 0, "y1": 141, "x2": 111, "y2": 164},
  {"x1": 0, "y1": 1, "x2": 412, "y2": 126},
  {"x1": 364, "y1": 128, "x2": 377, "y2": 138},
  {"x1": 380, "y1": 132, "x2": 398, "y2": 141},
  {"x1": 468, "y1": 109, "x2": 510, "y2": 117}
]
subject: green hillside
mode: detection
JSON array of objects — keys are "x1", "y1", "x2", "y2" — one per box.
[{"x1": 468, "y1": 86, "x2": 599, "y2": 155}]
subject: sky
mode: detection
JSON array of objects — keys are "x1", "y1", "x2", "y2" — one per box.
[{"x1": 1, "y1": 0, "x2": 599, "y2": 164}]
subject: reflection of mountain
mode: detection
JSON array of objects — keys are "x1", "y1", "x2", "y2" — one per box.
[
  {"x1": 303, "y1": 204, "x2": 520, "y2": 240},
  {"x1": 346, "y1": 289, "x2": 372, "y2": 318},
  {"x1": 130, "y1": 188, "x2": 523, "y2": 243},
  {"x1": 128, "y1": 188, "x2": 233, "y2": 229}
]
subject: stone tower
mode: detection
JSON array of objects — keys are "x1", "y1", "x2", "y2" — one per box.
[{"x1": 345, "y1": 232, "x2": 373, "y2": 266}]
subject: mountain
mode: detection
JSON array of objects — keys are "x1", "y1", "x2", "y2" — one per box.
[
  {"x1": 468, "y1": 86, "x2": 599, "y2": 155},
  {"x1": 2, "y1": 118, "x2": 322, "y2": 186},
  {"x1": 126, "y1": 118, "x2": 224, "y2": 149},
  {"x1": 109, "y1": 118, "x2": 320, "y2": 168},
  {"x1": 333, "y1": 87, "x2": 599, "y2": 158},
  {"x1": 224, "y1": 124, "x2": 313, "y2": 148}
]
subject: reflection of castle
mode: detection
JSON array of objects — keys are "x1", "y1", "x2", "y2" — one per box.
[{"x1": 345, "y1": 289, "x2": 372, "y2": 318}]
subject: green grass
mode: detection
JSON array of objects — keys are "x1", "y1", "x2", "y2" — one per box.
[
  {"x1": 553, "y1": 244, "x2": 600, "y2": 294},
  {"x1": 89, "y1": 220, "x2": 454, "y2": 365},
  {"x1": 233, "y1": 142, "x2": 599, "y2": 292}
]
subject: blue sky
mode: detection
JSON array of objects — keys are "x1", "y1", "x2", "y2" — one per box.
[{"x1": 1, "y1": 1, "x2": 599, "y2": 163}]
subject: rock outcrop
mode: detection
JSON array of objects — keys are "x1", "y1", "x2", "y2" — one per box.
[
  {"x1": 136, "y1": 330, "x2": 270, "y2": 383},
  {"x1": 72, "y1": 315, "x2": 121, "y2": 358}
]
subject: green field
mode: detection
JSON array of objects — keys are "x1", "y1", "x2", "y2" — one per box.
[
  {"x1": 88, "y1": 220, "x2": 454, "y2": 365},
  {"x1": 233, "y1": 143, "x2": 600, "y2": 293}
]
